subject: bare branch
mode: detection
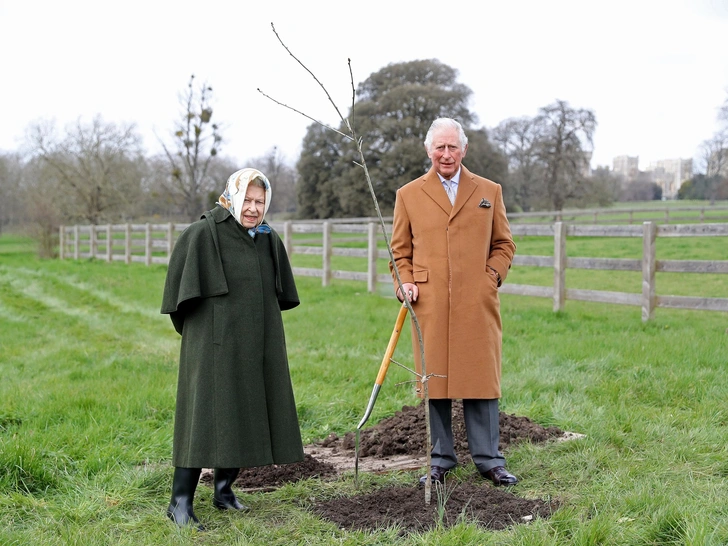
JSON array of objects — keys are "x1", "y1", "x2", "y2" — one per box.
[
  {"x1": 270, "y1": 22, "x2": 349, "y2": 128},
  {"x1": 256, "y1": 88, "x2": 353, "y2": 141},
  {"x1": 347, "y1": 58, "x2": 355, "y2": 135},
  {"x1": 264, "y1": 23, "x2": 433, "y2": 504},
  {"x1": 390, "y1": 357, "x2": 418, "y2": 377}
]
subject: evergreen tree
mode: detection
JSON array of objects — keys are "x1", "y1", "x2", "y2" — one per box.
[{"x1": 296, "y1": 59, "x2": 505, "y2": 218}]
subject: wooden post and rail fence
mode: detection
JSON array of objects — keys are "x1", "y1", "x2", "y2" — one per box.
[{"x1": 59, "y1": 206, "x2": 728, "y2": 322}]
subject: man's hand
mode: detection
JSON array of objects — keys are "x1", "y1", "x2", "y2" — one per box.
[
  {"x1": 486, "y1": 265, "x2": 501, "y2": 287},
  {"x1": 396, "y1": 283, "x2": 418, "y2": 302}
]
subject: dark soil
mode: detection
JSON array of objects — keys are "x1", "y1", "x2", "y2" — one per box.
[
  {"x1": 313, "y1": 483, "x2": 557, "y2": 533},
  {"x1": 323, "y1": 400, "x2": 564, "y2": 463},
  {"x1": 200, "y1": 454, "x2": 338, "y2": 490},
  {"x1": 206, "y1": 400, "x2": 564, "y2": 533}
]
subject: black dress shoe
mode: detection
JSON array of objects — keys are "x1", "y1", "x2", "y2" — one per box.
[
  {"x1": 419, "y1": 465, "x2": 449, "y2": 486},
  {"x1": 482, "y1": 466, "x2": 518, "y2": 486}
]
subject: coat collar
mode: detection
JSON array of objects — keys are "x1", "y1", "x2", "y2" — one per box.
[
  {"x1": 419, "y1": 165, "x2": 478, "y2": 219},
  {"x1": 209, "y1": 204, "x2": 233, "y2": 223}
]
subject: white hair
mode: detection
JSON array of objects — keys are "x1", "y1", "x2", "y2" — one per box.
[{"x1": 424, "y1": 118, "x2": 468, "y2": 152}]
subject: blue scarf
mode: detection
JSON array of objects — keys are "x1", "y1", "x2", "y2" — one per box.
[{"x1": 248, "y1": 224, "x2": 271, "y2": 238}]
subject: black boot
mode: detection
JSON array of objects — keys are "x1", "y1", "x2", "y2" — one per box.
[
  {"x1": 212, "y1": 468, "x2": 248, "y2": 511},
  {"x1": 167, "y1": 467, "x2": 204, "y2": 530}
]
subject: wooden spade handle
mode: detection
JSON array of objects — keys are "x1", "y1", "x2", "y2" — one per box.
[{"x1": 374, "y1": 302, "x2": 409, "y2": 386}]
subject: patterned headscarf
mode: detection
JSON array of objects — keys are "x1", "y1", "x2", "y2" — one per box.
[{"x1": 217, "y1": 168, "x2": 272, "y2": 230}]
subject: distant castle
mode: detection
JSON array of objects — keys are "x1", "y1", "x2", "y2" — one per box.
[{"x1": 612, "y1": 155, "x2": 693, "y2": 199}]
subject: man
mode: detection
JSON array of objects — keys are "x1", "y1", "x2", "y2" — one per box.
[{"x1": 389, "y1": 118, "x2": 517, "y2": 486}]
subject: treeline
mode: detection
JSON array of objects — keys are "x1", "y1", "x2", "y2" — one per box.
[
  {"x1": 683, "y1": 99, "x2": 728, "y2": 202},
  {"x1": 295, "y1": 59, "x2": 725, "y2": 218},
  {"x1": 1, "y1": 63, "x2": 726, "y2": 253},
  {"x1": 0, "y1": 75, "x2": 297, "y2": 255},
  {"x1": 297, "y1": 60, "x2": 613, "y2": 218}
]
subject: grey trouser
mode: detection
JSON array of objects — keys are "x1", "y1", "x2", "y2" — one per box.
[{"x1": 428, "y1": 398, "x2": 505, "y2": 473}]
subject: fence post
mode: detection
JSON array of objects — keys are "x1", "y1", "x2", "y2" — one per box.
[
  {"x1": 125, "y1": 224, "x2": 131, "y2": 264},
  {"x1": 106, "y1": 225, "x2": 112, "y2": 262},
  {"x1": 90, "y1": 225, "x2": 97, "y2": 259},
  {"x1": 167, "y1": 222, "x2": 174, "y2": 262},
  {"x1": 553, "y1": 222, "x2": 566, "y2": 312},
  {"x1": 284, "y1": 221, "x2": 292, "y2": 256},
  {"x1": 367, "y1": 222, "x2": 377, "y2": 293},
  {"x1": 73, "y1": 225, "x2": 79, "y2": 260},
  {"x1": 59, "y1": 226, "x2": 65, "y2": 260},
  {"x1": 322, "y1": 221, "x2": 331, "y2": 287},
  {"x1": 641, "y1": 221, "x2": 656, "y2": 322},
  {"x1": 145, "y1": 223, "x2": 152, "y2": 266}
]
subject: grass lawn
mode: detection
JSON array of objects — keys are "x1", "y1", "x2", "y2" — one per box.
[{"x1": 1, "y1": 233, "x2": 727, "y2": 545}]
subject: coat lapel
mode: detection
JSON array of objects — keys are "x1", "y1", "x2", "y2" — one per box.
[
  {"x1": 419, "y1": 166, "x2": 478, "y2": 219},
  {"x1": 451, "y1": 165, "x2": 477, "y2": 219},
  {"x1": 419, "y1": 167, "x2": 452, "y2": 215}
]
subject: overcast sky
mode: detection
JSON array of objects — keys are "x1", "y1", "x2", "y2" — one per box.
[{"x1": 2, "y1": 0, "x2": 727, "y2": 172}]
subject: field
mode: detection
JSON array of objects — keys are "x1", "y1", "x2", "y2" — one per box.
[{"x1": 1, "y1": 233, "x2": 727, "y2": 545}]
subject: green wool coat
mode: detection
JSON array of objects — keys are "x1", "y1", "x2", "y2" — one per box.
[{"x1": 161, "y1": 205, "x2": 303, "y2": 469}]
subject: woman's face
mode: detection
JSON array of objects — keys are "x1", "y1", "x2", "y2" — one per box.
[{"x1": 240, "y1": 185, "x2": 266, "y2": 228}]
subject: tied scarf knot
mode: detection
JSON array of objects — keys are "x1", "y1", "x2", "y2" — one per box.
[{"x1": 248, "y1": 224, "x2": 272, "y2": 238}]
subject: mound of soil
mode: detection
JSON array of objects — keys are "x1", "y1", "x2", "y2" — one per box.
[
  {"x1": 235, "y1": 454, "x2": 338, "y2": 489},
  {"x1": 200, "y1": 454, "x2": 338, "y2": 491},
  {"x1": 313, "y1": 483, "x2": 557, "y2": 533},
  {"x1": 322, "y1": 400, "x2": 564, "y2": 463},
  {"x1": 201, "y1": 401, "x2": 565, "y2": 533}
]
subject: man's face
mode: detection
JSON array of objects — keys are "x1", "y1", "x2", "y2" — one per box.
[
  {"x1": 427, "y1": 127, "x2": 467, "y2": 179},
  {"x1": 240, "y1": 185, "x2": 266, "y2": 228}
]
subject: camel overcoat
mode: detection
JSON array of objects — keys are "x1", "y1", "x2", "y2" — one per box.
[
  {"x1": 161, "y1": 205, "x2": 303, "y2": 468},
  {"x1": 389, "y1": 165, "x2": 516, "y2": 399}
]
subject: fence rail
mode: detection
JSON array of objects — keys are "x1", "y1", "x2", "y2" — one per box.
[
  {"x1": 508, "y1": 204, "x2": 728, "y2": 224},
  {"x1": 247, "y1": 204, "x2": 728, "y2": 226},
  {"x1": 504, "y1": 222, "x2": 728, "y2": 320},
  {"x1": 59, "y1": 217, "x2": 728, "y2": 321}
]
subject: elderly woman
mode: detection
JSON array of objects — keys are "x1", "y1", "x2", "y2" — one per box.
[{"x1": 161, "y1": 168, "x2": 302, "y2": 529}]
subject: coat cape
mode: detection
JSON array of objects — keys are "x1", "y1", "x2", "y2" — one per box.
[{"x1": 161, "y1": 205, "x2": 303, "y2": 468}]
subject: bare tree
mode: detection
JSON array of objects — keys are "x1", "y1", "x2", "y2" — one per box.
[
  {"x1": 534, "y1": 100, "x2": 596, "y2": 211},
  {"x1": 719, "y1": 92, "x2": 728, "y2": 126},
  {"x1": 19, "y1": 158, "x2": 65, "y2": 257},
  {"x1": 247, "y1": 147, "x2": 297, "y2": 216},
  {"x1": 203, "y1": 155, "x2": 246, "y2": 210},
  {"x1": 159, "y1": 75, "x2": 223, "y2": 221},
  {"x1": 0, "y1": 152, "x2": 24, "y2": 233},
  {"x1": 700, "y1": 90, "x2": 728, "y2": 180},
  {"x1": 700, "y1": 130, "x2": 728, "y2": 178},
  {"x1": 25, "y1": 116, "x2": 145, "y2": 225},
  {"x1": 493, "y1": 102, "x2": 599, "y2": 212},
  {"x1": 492, "y1": 117, "x2": 544, "y2": 211}
]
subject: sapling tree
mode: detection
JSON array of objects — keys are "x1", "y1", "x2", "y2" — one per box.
[{"x1": 259, "y1": 23, "x2": 438, "y2": 504}]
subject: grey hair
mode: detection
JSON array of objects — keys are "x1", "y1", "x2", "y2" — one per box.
[
  {"x1": 248, "y1": 176, "x2": 268, "y2": 190},
  {"x1": 424, "y1": 118, "x2": 468, "y2": 152}
]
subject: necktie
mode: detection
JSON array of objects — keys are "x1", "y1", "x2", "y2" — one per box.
[{"x1": 444, "y1": 180, "x2": 456, "y2": 205}]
